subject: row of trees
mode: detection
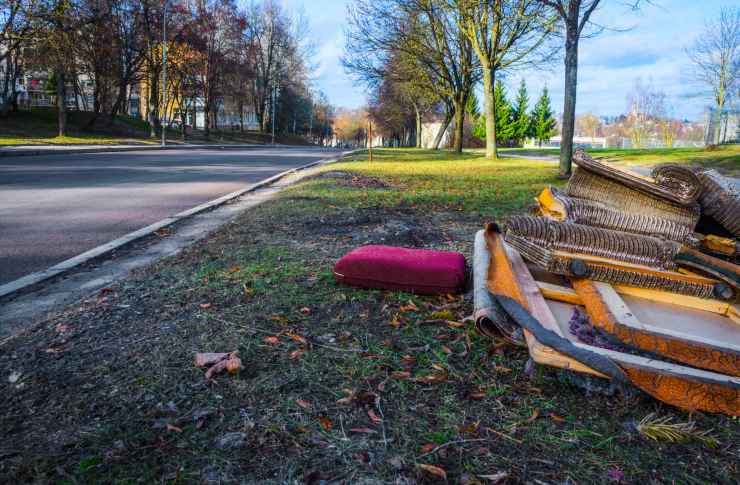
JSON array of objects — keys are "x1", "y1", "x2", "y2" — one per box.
[
  {"x1": 0, "y1": 0, "x2": 334, "y2": 142},
  {"x1": 687, "y1": 7, "x2": 740, "y2": 144},
  {"x1": 471, "y1": 80, "x2": 556, "y2": 147},
  {"x1": 344, "y1": 0, "x2": 618, "y2": 175}
]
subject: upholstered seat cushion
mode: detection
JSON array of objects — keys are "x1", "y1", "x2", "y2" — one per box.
[{"x1": 333, "y1": 245, "x2": 467, "y2": 295}]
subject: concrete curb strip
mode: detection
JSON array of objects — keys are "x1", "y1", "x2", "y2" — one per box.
[{"x1": 0, "y1": 150, "x2": 358, "y2": 300}]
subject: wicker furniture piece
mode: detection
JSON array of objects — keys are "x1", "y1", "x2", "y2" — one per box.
[
  {"x1": 502, "y1": 216, "x2": 739, "y2": 300},
  {"x1": 572, "y1": 150, "x2": 702, "y2": 205},
  {"x1": 697, "y1": 169, "x2": 740, "y2": 238},
  {"x1": 537, "y1": 186, "x2": 698, "y2": 245}
]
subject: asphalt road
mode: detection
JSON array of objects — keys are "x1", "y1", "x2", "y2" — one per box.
[{"x1": 0, "y1": 146, "x2": 341, "y2": 285}]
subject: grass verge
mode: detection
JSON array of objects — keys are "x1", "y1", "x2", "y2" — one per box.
[
  {"x1": 0, "y1": 108, "x2": 311, "y2": 146},
  {"x1": 500, "y1": 145, "x2": 740, "y2": 176},
  {"x1": 0, "y1": 149, "x2": 737, "y2": 483}
]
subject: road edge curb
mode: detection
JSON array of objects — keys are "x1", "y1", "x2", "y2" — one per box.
[{"x1": 0, "y1": 149, "x2": 360, "y2": 300}]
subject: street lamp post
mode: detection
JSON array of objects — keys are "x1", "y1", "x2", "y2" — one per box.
[
  {"x1": 161, "y1": 0, "x2": 168, "y2": 147},
  {"x1": 271, "y1": 84, "x2": 278, "y2": 145}
]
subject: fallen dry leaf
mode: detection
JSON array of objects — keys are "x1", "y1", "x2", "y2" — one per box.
[
  {"x1": 441, "y1": 345, "x2": 453, "y2": 355},
  {"x1": 226, "y1": 355, "x2": 242, "y2": 375},
  {"x1": 289, "y1": 349, "x2": 305, "y2": 360},
  {"x1": 263, "y1": 336, "x2": 281, "y2": 345},
  {"x1": 549, "y1": 414, "x2": 566, "y2": 423},
  {"x1": 468, "y1": 392, "x2": 486, "y2": 401},
  {"x1": 336, "y1": 388, "x2": 356, "y2": 405},
  {"x1": 420, "y1": 443, "x2": 438, "y2": 453},
  {"x1": 391, "y1": 371, "x2": 411, "y2": 380},
  {"x1": 204, "y1": 360, "x2": 229, "y2": 380},
  {"x1": 401, "y1": 355, "x2": 417, "y2": 366},
  {"x1": 286, "y1": 332, "x2": 308, "y2": 346},
  {"x1": 349, "y1": 427, "x2": 377, "y2": 434},
  {"x1": 400, "y1": 301, "x2": 420, "y2": 313},
  {"x1": 367, "y1": 409, "x2": 382, "y2": 424},
  {"x1": 295, "y1": 399, "x2": 311, "y2": 409},
  {"x1": 447, "y1": 320, "x2": 466, "y2": 329},
  {"x1": 318, "y1": 416, "x2": 333, "y2": 430},
  {"x1": 299, "y1": 307, "x2": 311, "y2": 315},
  {"x1": 165, "y1": 424, "x2": 183, "y2": 433},
  {"x1": 243, "y1": 284, "x2": 254, "y2": 297},
  {"x1": 194, "y1": 353, "x2": 229, "y2": 368},
  {"x1": 412, "y1": 372, "x2": 448, "y2": 384},
  {"x1": 388, "y1": 315, "x2": 402, "y2": 328},
  {"x1": 199, "y1": 303, "x2": 212, "y2": 309},
  {"x1": 416, "y1": 463, "x2": 447, "y2": 480},
  {"x1": 458, "y1": 421, "x2": 480, "y2": 435},
  {"x1": 270, "y1": 314, "x2": 287, "y2": 323}
]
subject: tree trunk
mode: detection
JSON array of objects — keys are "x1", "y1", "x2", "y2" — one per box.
[
  {"x1": 559, "y1": 28, "x2": 579, "y2": 177},
  {"x1": 1, "y1": 53, "x2": 11, "y2": 116},
  {"x1": 452, "y1": 98, "x2": 465, "y2": 153},
  {"x1": 432, "y1": 109, "x2": 453, "y2": 150},
  {"x1": 181, "y1": 103, "x2": 187, "y2": 140},
  {"x1": 147, "y1": 70, "x2": 159, "y2": 138},
  {"x1": 714, "y1": 101, "x2": 724, "y2": 144},
  {"x1": 204, "y1": 103, "x2": 211, "y2": 139},
  {"x1": 482, "y1": 67, "x2": 497, "y2": 159},
  {"x1": 239, "y1": 101, "x2": 244, "y2": 132},
  {"x1": 109, "y1": 81, "x2": 128, "y2": 124},
  {"x1": 414, "y1": 103, "x2": 422, "y2": 148},
  {"x1": 56, "y1": 68, "x2": 67, "y2": 137}
]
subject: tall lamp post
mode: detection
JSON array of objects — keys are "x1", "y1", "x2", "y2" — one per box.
[
  {"x1": 271, "y1": 84, "x2": 279, "y2": 145},
  {"x1": 161, "y1": 0, "x2": 168, "y2": 146}
]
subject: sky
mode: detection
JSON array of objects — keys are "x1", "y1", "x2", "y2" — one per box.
[{"x1": 281, "y1": 0, "x2": 730, "y2": 121}]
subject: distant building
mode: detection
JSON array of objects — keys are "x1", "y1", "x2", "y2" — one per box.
[
  {"x1": 526, "y1": 135, "x2": 607, "y2": 149},
  {"x1": 704, "y1": 107, "x2": 739, "y2": 145}
]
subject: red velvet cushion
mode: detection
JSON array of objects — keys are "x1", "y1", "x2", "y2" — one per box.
[{"x1": 333, "y1": 245, "x2": 467, "y2": 295}]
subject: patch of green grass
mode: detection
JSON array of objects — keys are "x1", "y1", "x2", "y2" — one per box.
[
  {"x1": 500, "y1": 145, "x2": 740, "y2": 176},
  {"x1": 287, "y1": 148, "x2": 564, "y2": 218}
]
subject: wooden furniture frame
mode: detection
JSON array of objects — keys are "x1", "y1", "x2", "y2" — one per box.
[{"x1": 479, "y1": 227, "x2": 740, "y2": 416}]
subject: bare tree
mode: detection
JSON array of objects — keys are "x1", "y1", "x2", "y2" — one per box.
[
  {"x1": 624, "y1": 77, "x2": 664, "y2": 148},
  {"x1": 575, "y1": 111, "x2": 600, "y2": 138},
  {"x1": 687, "y1": 7, "x2": 740, "y2": 144},
  {"x1": 457, "y1": 0, "x2": 555, "y2": 159},
  {"x1": 1, "y1": 0, "x2": 37, "y2": 113},
  {"x1": 535, "y1": 0, "x2": 604, "y2": 175},
  {"x1": 344, "y1": 0, "x2": 478, "y2": 152}
]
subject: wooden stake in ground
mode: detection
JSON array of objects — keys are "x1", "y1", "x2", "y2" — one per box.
[{"x1": 368, "y1": 119, "x2": 373, "y2": 163}]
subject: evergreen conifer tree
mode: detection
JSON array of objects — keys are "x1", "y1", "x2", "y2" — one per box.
[
  {"x1": 531, "y1": 87, "x2": 557, "y2": 147},
  {"x1": 512, "y1": 79, "x2": 531, "y2": 146},
  {"x1": 493, "y1": 80, "x2": 514, "y2": 145}
]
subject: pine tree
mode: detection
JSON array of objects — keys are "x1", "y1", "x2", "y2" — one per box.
[
  {"x1": 493, "y1": 80, "x2": 514, "y2": 145},
  {"x1": 466, "y1": 90, "x2": 481, "y2": 119},
  {"x1": 472, "y1": 82, "x2": 515, "y2": 145},
  {"x1": 531, "y1": 87, "x2": 557, "y2": 147},
  {"x1": 512, "y1": 79, "x2": 531, "y2": 146}
]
